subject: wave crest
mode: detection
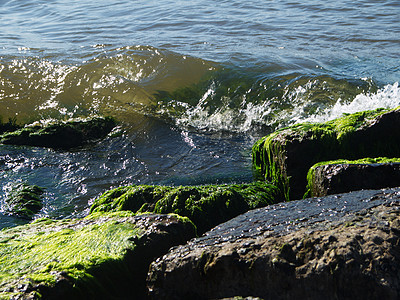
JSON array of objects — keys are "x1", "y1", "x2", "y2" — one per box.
[{"x1": 1, "y1": 46, "x2": 398, "y2": 133}]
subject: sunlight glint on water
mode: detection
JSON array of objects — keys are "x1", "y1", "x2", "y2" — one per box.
[{"x1": 0, "y1": 0, "x2": 399, "y2": 227}]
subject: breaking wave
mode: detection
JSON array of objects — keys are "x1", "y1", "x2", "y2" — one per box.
[
  {"x1": 295, "y1": 82, "x2": 400, "y2": 124},
  {"x1": 1, "y1": 45, "x2": 398, "y2": 134}
]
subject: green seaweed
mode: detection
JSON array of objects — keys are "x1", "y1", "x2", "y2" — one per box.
[
  {"x1": 90, "y1": 182, "x2": 283, "y2": 234},
  {"x1": 252, "y1": 107, "x2": 400, "y2": 200},
  {"x1": 0, "y1": 211, "x2": 196, "y2": 299},
  {"x1": 5, "y1": 183, "x2": 44, "y2": 219},
  {"x1": 252, "y1": 121, "x2": 338, "y2": 200},
  {"x1": 0, "y1": 116, "x2": 116, "y2": 149},
  {"x1": 0, "y1": 211, "x2": 142, "y2": 299}
]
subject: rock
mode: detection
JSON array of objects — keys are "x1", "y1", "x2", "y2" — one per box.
[
  {"x1": 0, "y1": 116, "x2": 116, "y2": 149},
  {"x1": 0, "y1": 212, "x2": 196, "y2": 299},
  {"x1": 4, "y1": 183, "x2": 44, "y2": 219},
  {"x1": 147, "y1": 187, "x2": 400, "y2": 300},
  {"x1": 252, "y1": 107, "x2": 400, "y2": 200},
  {"x1": 0, "y1": 117, "x2": 20, "y2": 135},
  {"x1": 306, "y1": 157, "x2": 400, "y2": 197},
  {"x1": 90, "y1": 182, "x2": 283, "y2": 235}
]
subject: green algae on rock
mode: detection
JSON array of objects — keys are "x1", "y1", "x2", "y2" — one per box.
[
  {"x1": 90, "y1": 182, "x2": 283, "y2": 234},
  {"x1": 252, "y1": 107, "x2": 400, "y2": 200},
  {"x1": 4, "y1": 183, "x2": 44, "y2": 219},
  {"x1": 0, "y1": 116, "x2": 116, "y2": 150},
  {"x1": 0, "y1": 116, "x2": 20, "y2": 135},
  {"x1": 0, "y1": 212, "x2": 196, "y2": 299},
  {"x1": 305, "y1": 157, "x2": 400, "y2": 197}
]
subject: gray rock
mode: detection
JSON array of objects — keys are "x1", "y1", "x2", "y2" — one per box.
[
  {"x1": 147, "y1": 187, "x2": 400, "y2": 300},
  {"x1": 309, "y1": 162, "x2": 400, "y2": 197}
]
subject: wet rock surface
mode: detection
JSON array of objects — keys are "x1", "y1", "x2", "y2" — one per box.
[
  {"x1": 0, "y1": 212, "x2": 196, "y2": 299},
  {"x1": 0, "y1": 116, "x2": 116, "y2": 150},
  {"x1": 309, "y1": 162, "x2": 400, "y2": 197},
  {"x1": 147, "y1": 187, "x2": 400, "y2": 300}
]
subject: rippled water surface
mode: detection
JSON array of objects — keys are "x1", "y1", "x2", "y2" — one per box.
[{"x1": 0, "y1": 0, "x2": 399, "y2": 227}]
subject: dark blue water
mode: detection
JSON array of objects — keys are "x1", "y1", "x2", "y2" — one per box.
[{"x1": 0, "y1": 0, "x2": 399, "y2": 227}]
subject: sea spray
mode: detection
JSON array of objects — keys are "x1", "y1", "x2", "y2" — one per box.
[{"x1": 295, "y1": 82, "x2": 400, "y2": 124}]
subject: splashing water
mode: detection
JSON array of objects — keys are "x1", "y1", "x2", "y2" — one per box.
[
  {"x1": 295, "y1": 82, "x2": 400, "y2": 124},
  {"x1": 0, "y1": 0, "x2": 399, "y2": 227}
]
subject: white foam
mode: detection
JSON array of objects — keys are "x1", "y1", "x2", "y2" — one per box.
[
  {"x1": 161, "y1": 82, "x2": 400, "y2": 133},
  {"x1": 172, "y1": 87, "x2": 273, "y2": 132},
  {"x1": 293, "y1": 82, "x2": 400, "y2": 124}
]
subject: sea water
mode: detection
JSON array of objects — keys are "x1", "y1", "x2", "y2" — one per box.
[{"x1": 0, "y1": 0, "x2": 399, "y2": 227}]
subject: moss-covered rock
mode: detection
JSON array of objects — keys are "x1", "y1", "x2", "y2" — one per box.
[
  {"x1": 252, "y1": 107, "x2": 400, "y2": 200},
  {"x1": 305, "y1": 157, "x2": 400, "y2": 197},
  {"x1": 4, "y1": 183, "x2": 44, "y2": 219},
  {"x1": 0, "y1": 116, "x2": 116, "y2": 149},
  {"x1": 0, "y1": 212, "x2": 196, "y2": 299},
  {"x1": 0, "y1": 117, "x2": 20, "y2": 135},
  {"x1": 90, "y1": 182, "x2": 283, "y2": 234}
]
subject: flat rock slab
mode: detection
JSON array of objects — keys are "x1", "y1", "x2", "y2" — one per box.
[
  {"x1": 147, "y1": 187, "x2": 400, "y2": 300},
  {"x1": 0, "y1": 212, "x2": 195, "y2": 299}
]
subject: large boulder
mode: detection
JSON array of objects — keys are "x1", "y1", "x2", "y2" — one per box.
[
  {"x1": 0, "y1": 116, "x2": 116, "y2": 149},
  {"x1": 306, "y1": 157, "x2": 400, "y2": 197},
  {"x1": 90, "y1": 182, "x2": 283, "y2": 235},
  {"x1": 252, "y1": 107, "x2": 400, "y2": 200},
  {"x1": 147, "y1": 187, "x2": 400, "y2": 300},
  {"x1": 0, "y1": 212, "x2": 195, "y2": 299}
]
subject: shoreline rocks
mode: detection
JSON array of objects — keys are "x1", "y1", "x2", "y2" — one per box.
[
  {"x1": 3, "y1": 106, "x2": 400, "y2": 299},
  {"x1": 0, "y1": 116, "x2": 116, "y2": 150},
  {"x1": 306, "y1": 157, "x2": 400, "y2": 197},
  {"x1": 146, "y1": 187, "x2": 400, "y2": 300},
  {"x1": 0, "y1": 212, "x2": 195, "y2": 299},
  {"x1": 90, "y1": 182, "x2": 284, "y2": 235},
  {"x1": 252, "y1": 107, "x2": 400, "y2": 200},
  {"x1": 85, "y1": 182, "x2": 286, "y2": 297}
]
